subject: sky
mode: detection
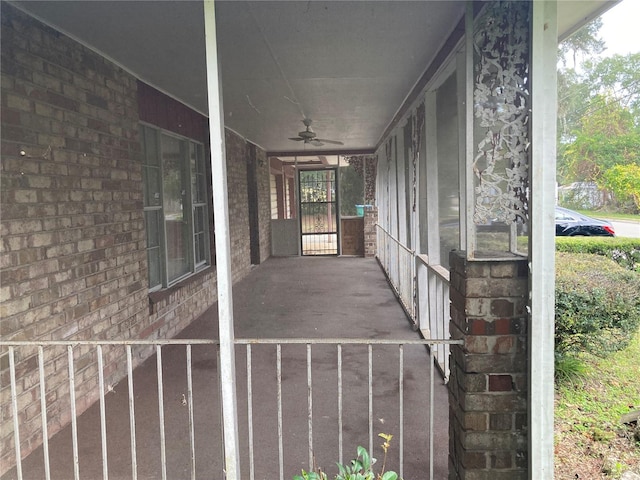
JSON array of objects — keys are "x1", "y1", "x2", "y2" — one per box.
[{"x1": 599, "y1": 0, "x2": 640, "y2": 57}]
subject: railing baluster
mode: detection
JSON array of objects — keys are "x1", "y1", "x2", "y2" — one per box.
[
  {"x1": 429, "y1": 352, "x2": 435, "y2": 480},
  {"x1": 9, "y1": 347, "x2": 23, "y2": 480},
  {"x1": 307, "y1": 344, "x2": 313, "y2": 472},
  {"x1": 368, "y1": 344, "x2": 373, "y2": 455},
  {"x1": 337, "y1": 344, "x2": 343, "y2": 466},
  {"x1": 97, "y1": 345, "x2": 109, "y2": 480},
  {"x1": 156, "y1": 345, "x2": 167, "y2": 480},
  {"x1": 247, "y1": 345, "x2": 255, "y2": 480},
  {"x1": 186, "y1": 345, "x2": 196, "y2": 480},
  {"x1": 3, "y1": 338, "x2": 462, "y2": 480},
  {"x1": 277, "y1": 344, "x2": 284, "y2": 480},
  {"x1": 38, "y1": 346, "x2": 51, "y2": 480},
  {"x1": 67, "y1": 346, "x2": 80, "y2": 480},
  {"x1": 217, "y1": 346, "x2": 225, "y2": 479},
  {"x1": 443, "y1": 282, "x2": 451, "y2": 380},
  {"x1": 126, "y1": 345, "x2": 137, "y2": 480},
  {"x1": 399, "y1": 345, "x2": 404, "y2": 479}
]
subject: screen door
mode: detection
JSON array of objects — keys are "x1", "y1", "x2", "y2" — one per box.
[{"x1": 299, "y1": 169, "x2": 338, "y2": 255}]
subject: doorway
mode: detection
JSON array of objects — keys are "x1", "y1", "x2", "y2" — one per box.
[{"x1": 299, "y1": 169, "x2": 338, "y2": 255}]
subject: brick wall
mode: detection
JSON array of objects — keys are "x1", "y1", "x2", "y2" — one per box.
[
  {"x1": 224, "y1": 130, "x2": 252, "y2": 282},
  {"x1": 256, "y1": 148, "x2": 272, "y2": 263},
  {"x1": 1, "y1": 4, "x2": 147, "y2": 471},
  {"x1": 0, "y1": 4, "x2": 270, "y2": 474},
  {"x1": 364, "y1": 207, "x2": 378, "y2": 257},
  {"x1": 448, "y1": 251, "x2": 528, "y2": 480}
]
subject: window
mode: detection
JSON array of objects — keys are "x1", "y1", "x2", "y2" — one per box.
[{"x1": 142, "y1": 124, "x2": 211, "y2": 290}]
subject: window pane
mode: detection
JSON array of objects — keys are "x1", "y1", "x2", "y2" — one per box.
[
  {"x1": 145, "y1": 209, "x2": 163, "y2": 288},
  {"x1": 147, "y1": 246, "x2": 162, "y2": 289},
  {"x1": 162, "y1": 134, "x2": 190, "y2": 282},
  {"x1": 339, "y1": 164, "x2": 364, "y2": 216},
  {"x1": 144, "y1": 166, "x2": 162, "y2": 207},
  {"x1": 436, "y1": 72, "x2": 460, "y2": 269},
  {"x1": 193, "y1": 205, "x2": 208, "y2": 265},
  {"x1": 143, "y1": 126, "x2": 159, "y2": 166},
  {"x1": 145, "y1": 210, "x2": 161, "y2": 248},
  {"x1": 191, "y1": 143, "x2": 206, "y2": 204}
]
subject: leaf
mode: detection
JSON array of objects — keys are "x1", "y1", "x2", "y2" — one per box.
[
  {"x1": 381, "y1": 472, "x2": 398, "y2": 480},
  {"x1": 357, "y1": 446, "x2": 370, "y2": 470}
]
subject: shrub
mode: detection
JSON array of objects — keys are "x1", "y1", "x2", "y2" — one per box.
[
  {"x1": 555, "y1": 252, "x2": 640, "y2": 356},
  {"x1": 556, "y1": 237, "x2": 640, "y2": 272}
]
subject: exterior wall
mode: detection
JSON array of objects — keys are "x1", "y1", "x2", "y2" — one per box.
[
  {"x1": 448, "y1": 251, "x2": 528, "y2": 480},
  {"x1": 1, "y1": 4, "x2": 146, "y2": 470},
  {"x1": 0, "y1": 4, "x2": 269, "y2": 474},
  {"x1": 256, "y1": 148, "x2": 272, "y2": 263},
  {"x1": 364, "y1": 207, "x2": 378, "y2": 258},
  {"x1": 224, "y1": 130, "x2": 252, "y2": 282}
]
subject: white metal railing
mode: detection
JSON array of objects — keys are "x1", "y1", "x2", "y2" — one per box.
[
  {"x1": 375, "y1": 226, "x2": 453, "y2": 379},
  {"x1": 1, "y1": 339, "x2": 215, "y2": 480},
  {"x1": 1, "y1": 337, "x2": 461, "y2": 480},
  {"x1": 416, "y1": 255, "x2": 452, "y2": 378},
  {"x1": 375, "y1": 224, "x2": 416, "y2": 321}
]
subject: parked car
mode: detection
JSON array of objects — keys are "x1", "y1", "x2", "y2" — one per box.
[{"x1": 555, "y1": 206, "x2": 615, "y2": 237}]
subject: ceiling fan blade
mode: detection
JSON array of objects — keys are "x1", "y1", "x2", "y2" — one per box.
[
  {"x1": 288, "y1": 137, "x2": 305, "y2": 142},
  {"x1": 309, "y1": 140, "x2": 325, "y2": 147},
  {"x1": 316, "y1": 138, "x2": 344, "y2": 145}
]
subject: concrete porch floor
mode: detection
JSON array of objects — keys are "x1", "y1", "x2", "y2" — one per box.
[{"x1": 4, "y1": 257, "x2": 449, "y2": 480}]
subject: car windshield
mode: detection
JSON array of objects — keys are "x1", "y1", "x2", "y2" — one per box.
[{"x1": 555, "y1": 210, "x2": 577, "y2": 221}]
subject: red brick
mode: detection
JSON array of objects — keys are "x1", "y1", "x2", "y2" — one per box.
[
  {"x1": 489, "y1": 374, "x2": 513, "y2": 392},
  {"x1": 470, "y1": 318, "x2": 486, "y2": 335},
  {"x1": 494, "y1": 317, "x2": 512, "y2": 334}
]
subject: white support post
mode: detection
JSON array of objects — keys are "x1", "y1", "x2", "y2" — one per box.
[
  {"x1": 423, "y1": 91, "x2": 440, "y2": 265},
  {"x1": 463, "y1": 2, "x2": 475, "y2": 258},
  {"x1": 529, "y1": 1, "x2": 557, "y2": 478},
  {"x1": 203, "y1": 2, "x2": 242, "y2": 479}
]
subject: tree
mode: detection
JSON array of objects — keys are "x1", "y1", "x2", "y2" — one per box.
[
  {"x1": 557, "y1": 18, "x2": 640, "y2": 212},
  {"x1": 556, "y1": 19, "x2": 606, "y2": 149},
  {"x1": 602, "y1": 164, "x2": 640, "y2": 212},
  {"x1": 561, "y1": 96, "x2": 640, "y2": 211},
  {"x1": 558, "y1": 18, "x2": 605, "y2": 69},
  {"x1": 583, "y1": 53, "x2": 640, "y2": 121}
]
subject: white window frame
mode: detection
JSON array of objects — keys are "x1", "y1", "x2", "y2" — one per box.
[{"x1": 141, "y1": 123, "x2": 211, "y2": 291}]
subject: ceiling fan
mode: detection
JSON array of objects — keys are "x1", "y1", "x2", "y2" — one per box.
[{"x1": 289, "y1": 118, "x2": 344, "y2": 147}]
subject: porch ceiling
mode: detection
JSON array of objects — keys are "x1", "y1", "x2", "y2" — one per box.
[{"x1": 13, "y1": 0, "x2": 616, "y2": 155}]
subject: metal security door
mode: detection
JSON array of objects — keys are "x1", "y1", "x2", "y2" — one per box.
[{"x1": 299, "y1": 169, "x2": 338, "y2": 255}]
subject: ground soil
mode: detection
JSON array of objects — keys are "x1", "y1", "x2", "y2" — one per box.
[{"x1": 555, "y1": 414, "x2": 640, "y2": 479}]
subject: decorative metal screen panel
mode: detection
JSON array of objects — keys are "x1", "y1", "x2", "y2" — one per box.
[
  {"x1": 299, "y1": 169, "x2": 338, "y2": 255},
  {"x1": 472, "y1": 1, "x2": 530, "y2": 254}
]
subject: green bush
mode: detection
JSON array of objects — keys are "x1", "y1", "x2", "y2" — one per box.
[
  {"x1": 556, "y1": 237, "x2": 640, "y2": 272},
  {"x1": 555, "y1": 252, "x2": 640, "y2": 356}
]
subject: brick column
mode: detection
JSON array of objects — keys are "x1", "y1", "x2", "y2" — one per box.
[
  {"x1": 448, "y1": 251, "x2": 528, "y2": 480},
  {"x1": 363, "y1": 207, "x2": 378, "y2": 258}
]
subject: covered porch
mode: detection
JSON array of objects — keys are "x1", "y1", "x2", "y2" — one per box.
[
  {"x1": 0, "y1": 1, "x2": 622, "y2": 478},
  {"x1": 3, "y1": 257, "x2": 451, "y2": 480}
]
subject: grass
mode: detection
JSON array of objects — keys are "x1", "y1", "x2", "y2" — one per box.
[
  {"x1": 555, "y1": 329, "x2": 640, "y2": 479},
  {"x1": 574, "y1": 209, "x2": 640, "y2": 222}
]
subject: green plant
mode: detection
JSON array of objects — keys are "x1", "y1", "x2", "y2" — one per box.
[
  {"x1": 555, "y1": 252, "x2": 640, "y2": 356},
  {"x1": 556, "y1": 236, "x2": 640, "y2": 272},
  {"x1": 293, "y1": 433, "x2": 399, "y2": 480},
  {"x1": 554, "y1": 353, "x2": 588, "y2": 383}
]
